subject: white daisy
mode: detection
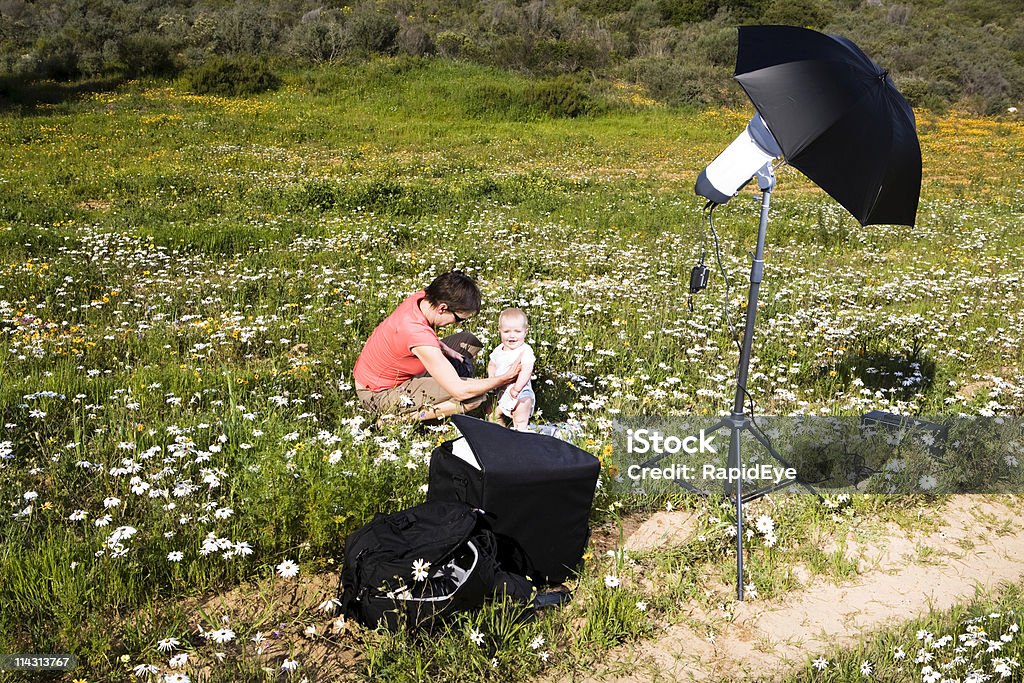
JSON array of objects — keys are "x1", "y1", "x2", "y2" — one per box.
[
  {"x1": 411, "y1": 558, "x2": 430, "y2": 582},
  {"x1": 276, "y1": 559, "x2": 300, "y2": 578}
]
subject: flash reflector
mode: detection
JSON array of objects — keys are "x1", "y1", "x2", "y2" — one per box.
[{"x1": 695, "y1": 114, "x2": 782, "y2": 205}]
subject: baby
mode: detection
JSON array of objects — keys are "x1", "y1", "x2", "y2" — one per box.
[{"x1": 487, "y1": 308, "x2": 536, "y2": 431}]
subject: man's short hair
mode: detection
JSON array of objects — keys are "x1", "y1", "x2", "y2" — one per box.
[{"x1": 424, "y1": 270, "x2": 481, "y2": 314}]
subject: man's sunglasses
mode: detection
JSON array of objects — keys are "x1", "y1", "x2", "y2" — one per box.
[{"x1": 447, "y1": 306, "x2": 468, "y2": 324}]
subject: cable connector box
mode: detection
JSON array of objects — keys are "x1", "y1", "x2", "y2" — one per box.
[{"x1": 689, "y1": 264, "x2": 710, "y2": 293}]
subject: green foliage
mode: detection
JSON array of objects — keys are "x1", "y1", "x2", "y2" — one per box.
[
  {"x1": 464, "y1": 76, "x2": 605, "y2": 119},
  {"x1": 0, "y1": 0, "x2": 1022, "y2": 113},
  {"x1": 720, "y1": 0, "x2": 769, "y2": 23},
  {"x1": 187, "y1": 56, "x2": 281, "y2": 97},
  {"x1": 285, "y1": 10, "x2": 348, "y2": 63},
  {"x1": 527, "y1": 76, "x2": 604, "y2": 117},
  {"x1": 32, "y1": 37, "x2": 81, "y2": 81},
  {"x1": 486, "y1": 35, "x2": 612, "y2": 74},
  {"x1": 346, "y1": 5, "x2": 400, "y2": 54},
  {"x1": 210, "y1": 3, "x2": 288, "y2": 56},
  {"x1": 658, "y1": 0, "x2": 719, "y2": 25},
  {"x1": 397, "y1": 23, "x2": 435, "y2": 57},
  {"x1": 622, "y1": 56, "x2": 732, "y2": 107},
  {"x1": 120, "y1": 32, "x2": 178, "y2": 78},
  {"x1": 761, "y1": 0, "x2": 834, "y2": 29}
]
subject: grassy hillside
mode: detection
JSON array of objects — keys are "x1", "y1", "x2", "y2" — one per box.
[{"x1": 1, "y1": 0, "x2": 1023, "y2": 114}]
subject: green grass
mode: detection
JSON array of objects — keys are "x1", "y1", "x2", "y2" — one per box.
[{"x1": 0, "y1": 57, "x2": 1023, "y2": 681}]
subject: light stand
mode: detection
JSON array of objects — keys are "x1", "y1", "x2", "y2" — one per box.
[
  {"x1": 698, "y1": 165, "x2": 820, "y2": 600},
  {"x1": 644, "y1": 115, "x2": 822, "y2": 600}
]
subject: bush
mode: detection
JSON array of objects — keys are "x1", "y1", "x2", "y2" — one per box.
[
  {"x1": 32, "y1": 38, "x2": 81, "y2": 81},
  {"x1": 187, "y1": 56, "x2": 281, "y2": 97},
  {"x1": 120, "y1": 33, "x2": 178, "y2": 77},
  {"x1": 285, "y1": 11, "x2": 347, "y2": 63},
  {"x1": 284, "y1": 10, "x2": 348, "y2": 63},
  {"x1": 463, "y1": 76, "x2": 603, "y2": 119},
  {"x1": 485, "y1": 35, "x2": 609, "y2": 74},
  {"x1": 397, "y1": 24, "x2": 434, "y2": 57},
  {"x1": 657, "y1": 0, "x2": 719, "y2": 25},
  {"x1": 720, "y1": 0, "x2": 768, "y2": 23},
  {"x1": 435, "y1": 31, "x2": 479, "y2": 59},
  {"x1": 761, "y1": 0, "x2": 833, "y2": 29},
  {"x1": 211, "y1": 4, "x2": 285, "y2": 55},
  {"x1": 527, "y1": 76, "x2": 603, "y2": 117},
  {"x1": 463, "y1": 81, "x2": 535, "y2": 120},
  {"x1": 895, "y1": 75, "x2": 950, "y2": 112},
  {"x1": 623, "y1": 56, "x2": 734, "y2": 107},
  {"x1": 346, "y1": 7, "x2": 400, "y2": 54}
]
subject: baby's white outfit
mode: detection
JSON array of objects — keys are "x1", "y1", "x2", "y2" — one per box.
[{"x1": 489, "y1": 343, "x2": 536, "y2": 417}]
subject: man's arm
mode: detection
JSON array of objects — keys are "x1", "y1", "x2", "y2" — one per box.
[
  {"x1": 509, "y1": 355, "x2": 534, "y2": 398},
  {"x1": 413, "y1": 346, "x2": 519, "y2": 402}
]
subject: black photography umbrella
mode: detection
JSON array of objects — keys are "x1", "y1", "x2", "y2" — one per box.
[{"x1": 734, "y1": 24, "x2": 921, "y2": 226}]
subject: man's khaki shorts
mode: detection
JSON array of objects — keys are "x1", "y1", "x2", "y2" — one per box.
[{"x1": 356, "y1": 331, "x2": 483, "y2": 417}]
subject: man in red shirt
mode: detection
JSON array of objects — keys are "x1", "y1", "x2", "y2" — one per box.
[{"x1": 354, "y1": 271, "x2": 520, "y2": 421}]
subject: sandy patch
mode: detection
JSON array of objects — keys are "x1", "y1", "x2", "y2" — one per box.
[
  {"x1": 185, "y1": 571, "x2": 359, "y2": 682},
  {"x1": 560, "y1": 495, "x2": 1024, "y2": 682},
  {"x1": 624, "y1": 510, "x2": 701, "y2": 554}
]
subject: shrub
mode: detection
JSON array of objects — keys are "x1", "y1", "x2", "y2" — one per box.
[
  {"x1": 397, "y1": 24, "x2": 434, "y2": 57},
  {"x1": 463, "y1": 76, "x2": 604, "y2": 119},
  {"x1": 32, "y1": 38, "x2": 81, "y2": 81},
  {"x1": 285, "y1": 11, "x2": 347, "y2": 63},
  {"x1": 187, "y1": 56, "x2": 281, "y2": 96},
  {"x1": 485, "y1": 35, "x2": 609, "y2": 74},
  {"x1": 657, "y1": 0, "x2": 719, "y2": 25},
  {"x1": 211, "y1": 4, "x2": 284, "y2": 55},
  {"x1": 463, "y1": 81, "x2": 534, "y2": 120},
  {"x1": 435, "y1": 31, "x2": 472, "y2": 59},
  {"x1": 688, "y1": 22, "x2": 739, "y2": 67},
  {"x1": 345, "y1": 7, "x2": 400, "y2": 54},
  {"x1": 761, "y1": 0, "x2": 833, "y2": 29},
  {"x1": 895, "y1": 75, "x2": 949, "y2": 112},
  {"x1": 527, "y1": 76, "x2": 602, "y2": 117},
  {"x1": 720, "y1": 0, "x2": 768, "y2": 23},
  {"x1": 622, "y1": 56, "x2": 732, "y2": 107},
  {"x1": 120, "y1": 33, "x2": 178, "y2": 77}
]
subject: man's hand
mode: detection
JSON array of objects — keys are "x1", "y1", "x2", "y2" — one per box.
[
  {"x1": 440, "y1": 342, "x2": 464, "y2": 362},
  {"x1": 509, "y1": 386, "x2": 520, "y2": 398},
  {"x1": 499, "y1": 361, "x2": 521, "y2": 385}
]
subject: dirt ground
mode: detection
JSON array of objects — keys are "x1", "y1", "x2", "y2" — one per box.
[
  {"x1": 557, "y1": 495, "x2": 1024, "y2": 682},
  {"x1": 187, "y1": 496, "x2": 1024, "y2": 682}
]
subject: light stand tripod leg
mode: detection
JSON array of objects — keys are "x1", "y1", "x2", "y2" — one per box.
[
  {"x1": 639, "y1": 417, "x2": 732, "y2": 496},
  {"x1": 730, "y1": 181, "x2": 773, "y2": 601},
  {"x1": 743, "y1": 420, "x2": 825, "y2": 503},
  {"x1": 730, "y1": 421, "x2": 744, "y2": 601}
]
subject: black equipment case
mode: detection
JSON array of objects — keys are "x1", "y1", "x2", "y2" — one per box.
[{"x1": 427, "y1": 415, "x2": 600, "y2": 585}]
